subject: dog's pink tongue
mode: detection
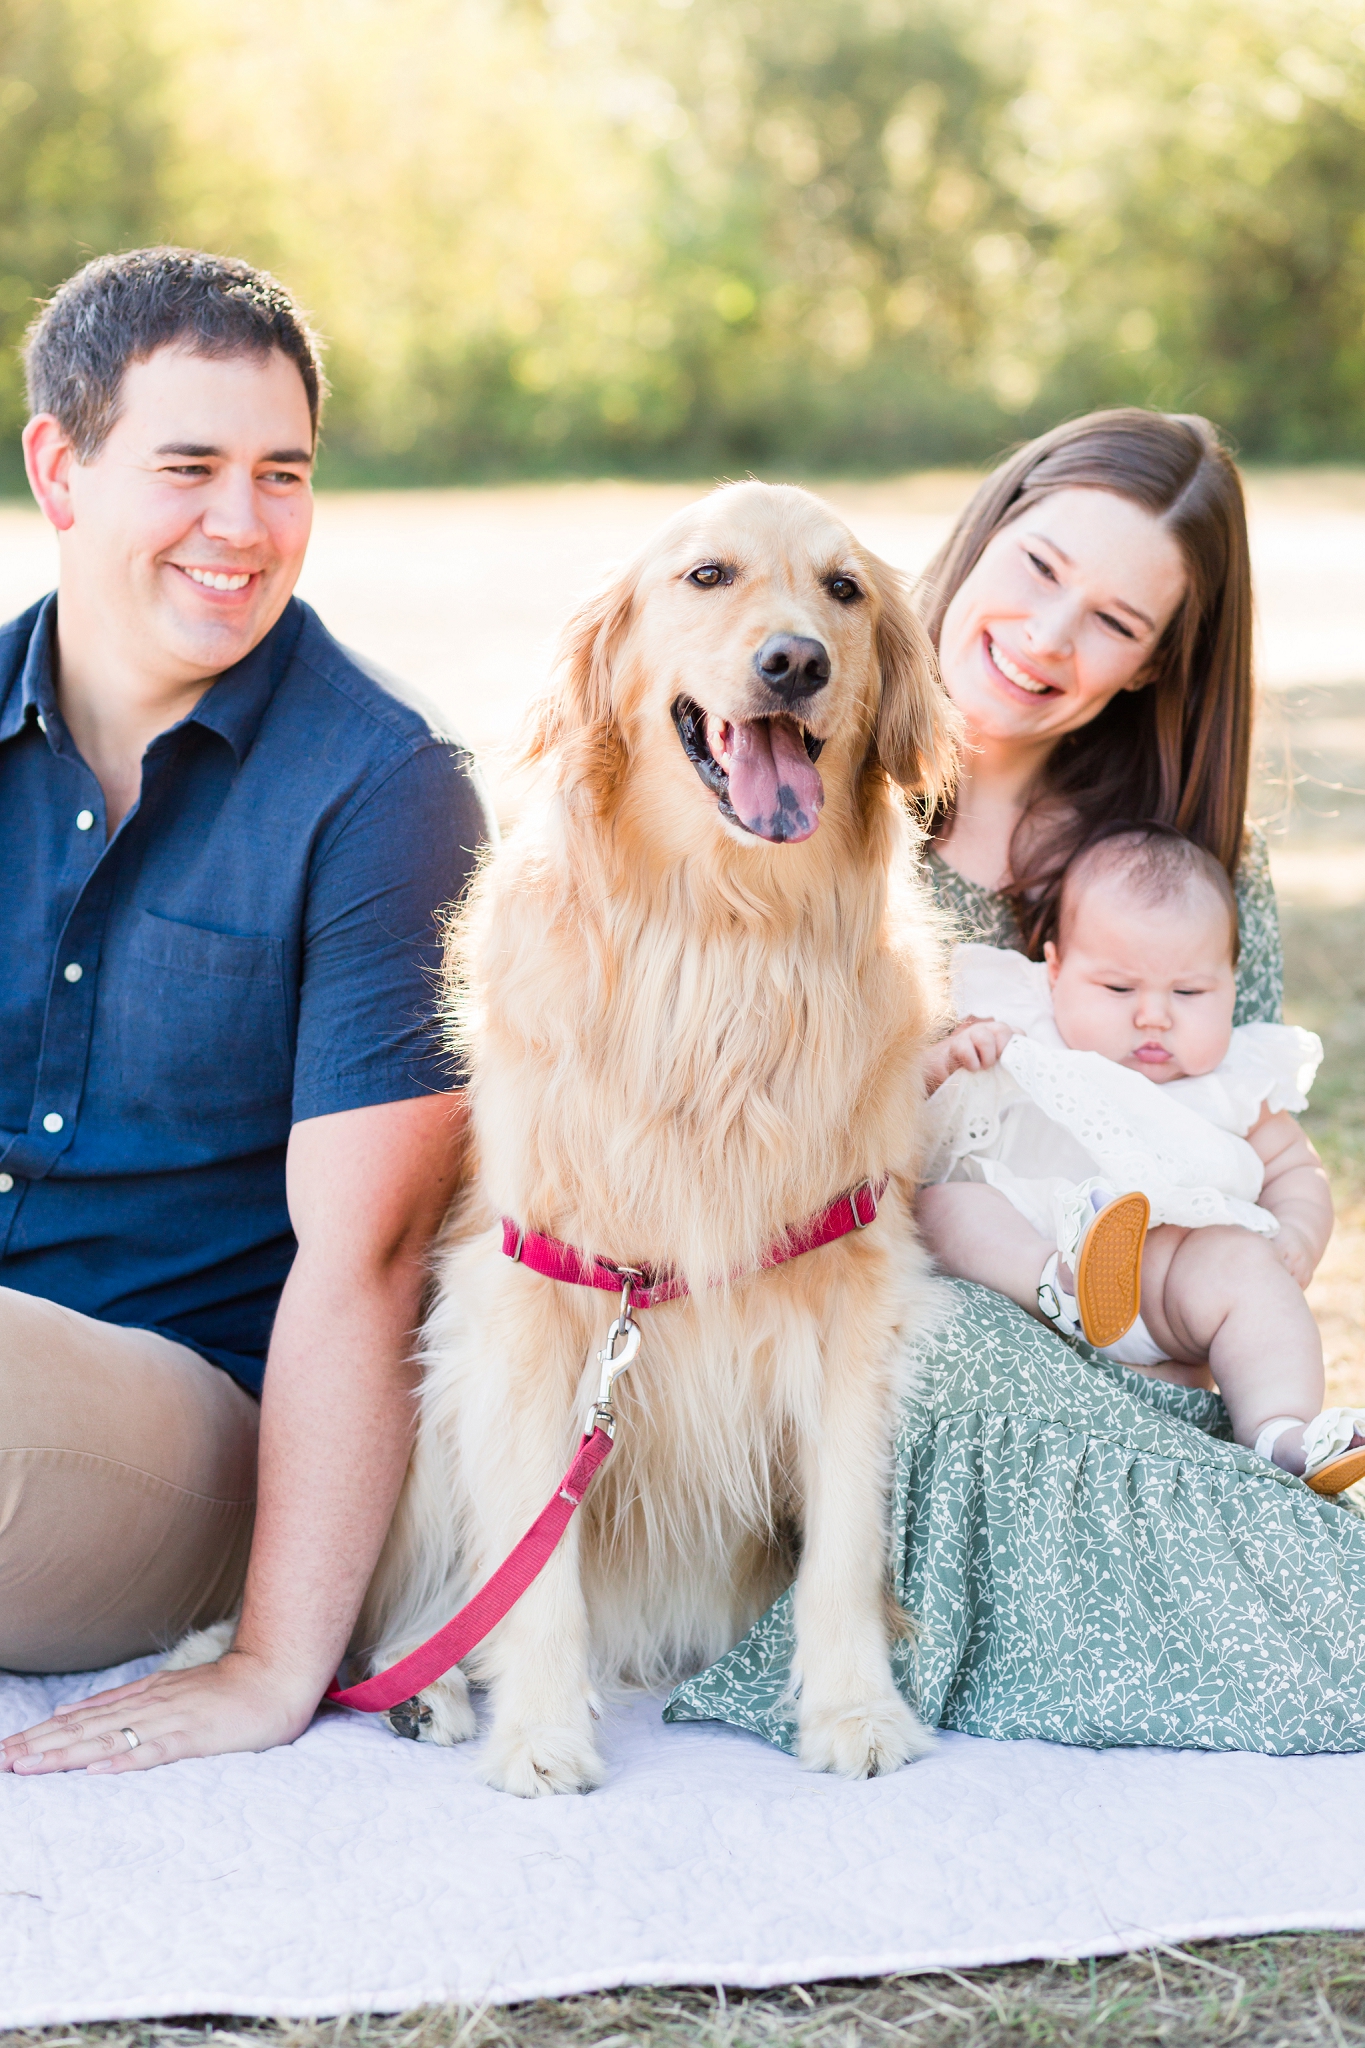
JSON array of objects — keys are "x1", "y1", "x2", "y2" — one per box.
[{"x1": 726, "y1": 717, "x2": 824, "y2": 843}]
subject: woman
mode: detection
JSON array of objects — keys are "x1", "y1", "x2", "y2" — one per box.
[{"x1": 667, "y1": 409, "x2": 1365, "y2": 1757}]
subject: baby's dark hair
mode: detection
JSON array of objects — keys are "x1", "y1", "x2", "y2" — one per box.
[{"x1": 1057, "y1": 821, "x2": 1240, "y2": 966}]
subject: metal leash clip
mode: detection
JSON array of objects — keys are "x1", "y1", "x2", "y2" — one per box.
[{"x1": 586, "y1": 1269, "x2": 642, "y2": 1438}]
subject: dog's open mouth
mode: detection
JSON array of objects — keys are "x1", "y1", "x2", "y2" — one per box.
[{"x1": 672, "y1": 696, "x2": 825, "y2": 844}]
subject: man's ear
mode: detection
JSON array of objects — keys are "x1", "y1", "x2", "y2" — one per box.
[
  {"x1": 867, "y1": 551, "x2": 962, "y2": 809},
  {"x1": 23, "y1": 415, "x2": 77, "y2": 533},
  {"x1": 518, "y1": 564, "x2": 636, "y2": 800}
]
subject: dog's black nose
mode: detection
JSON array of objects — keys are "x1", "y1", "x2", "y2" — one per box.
[{"x1": 753, "y1": 633, "x2": 830, "y2": 703}]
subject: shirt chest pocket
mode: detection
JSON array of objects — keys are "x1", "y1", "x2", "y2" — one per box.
[{"x1": 114, "y1": 911, "x2": 293, "y2": 1138}]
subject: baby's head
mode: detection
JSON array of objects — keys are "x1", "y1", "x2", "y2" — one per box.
[{"x1": 1044, "y1": 825, "x2": 1238, "y2": 1082}]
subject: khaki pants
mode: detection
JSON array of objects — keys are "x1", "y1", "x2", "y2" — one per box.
[{"x1": 0, "y1": 1287, "x2": 259, "y2": 1673}]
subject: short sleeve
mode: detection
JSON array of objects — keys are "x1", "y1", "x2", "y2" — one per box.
[
  {"x1": 290, "y1": 739, "x2": 493, "y2": 1122},
  {"x1": 1233, "y1": 826, "x2": 1284, "y2": 1026}
]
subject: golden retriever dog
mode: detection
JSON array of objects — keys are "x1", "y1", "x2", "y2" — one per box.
[{"x1": 358, "y1": 480, "x2": 959, "y2": 1795}]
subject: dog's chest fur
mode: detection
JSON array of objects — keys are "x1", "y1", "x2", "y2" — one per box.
[{"x1": 455, "y1": 798, "x2": 945, "y2": 1289}]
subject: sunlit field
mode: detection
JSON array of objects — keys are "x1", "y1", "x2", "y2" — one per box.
[{"x1": 3, "y1": 470, "x2": 1364, "y2": 801}]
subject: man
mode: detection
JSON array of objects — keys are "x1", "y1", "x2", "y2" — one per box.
[{"x1": 0, "y1": 249, "x2": 490, "y2": 1775}]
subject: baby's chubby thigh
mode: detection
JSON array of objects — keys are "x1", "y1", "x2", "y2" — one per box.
[{"x1": 1138, "y1": 1221, "x2": 1286, "y2": 1368}]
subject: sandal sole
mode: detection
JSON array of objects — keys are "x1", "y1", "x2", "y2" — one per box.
[
  {"x1": 1076, "y1": 1191, "x2": 1150, "y2": 1349},
  {"x1": 1306, "y1": 1446, "x2": 1365, "y2": 1495}
]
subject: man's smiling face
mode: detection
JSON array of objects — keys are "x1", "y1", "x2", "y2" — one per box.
[{"x1": 61, "y1": 342, "x2": 315, "y2": 684}]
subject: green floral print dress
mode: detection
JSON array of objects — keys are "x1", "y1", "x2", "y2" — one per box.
[{"x1": 665, "y1": 831, "x2": 1365, "y2": 1756}]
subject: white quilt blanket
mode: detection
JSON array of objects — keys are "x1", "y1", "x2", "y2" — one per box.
[{"x1": 5, "y1": 1658, "x2": 1365, "y2": 2025}]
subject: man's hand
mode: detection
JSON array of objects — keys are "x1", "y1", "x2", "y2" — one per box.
[
  {"x1": 923, "y1": 1016, "x2": 1014, "y2": 1096},
  {"x1": 1, "y1": 1650, "x2": 315, "y2": 1776},
  {"x1": 1, "y1": 1090, "x2": 468, "y2": 1778}
]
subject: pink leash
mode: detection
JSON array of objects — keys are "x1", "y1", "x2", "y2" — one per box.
[
  {"x1": 327, "y1": 1426, "x2": 617, "y2": 1714},
  {"x1": 327, "y1": 1178, "x2": 885, "y2": 1718}
]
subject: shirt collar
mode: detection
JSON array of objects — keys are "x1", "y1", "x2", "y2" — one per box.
[
  {"x1": 185, "y1": 598, "x2": 306, "y2": 763},
  {"x1": 0, "y1": 593, "x2": 307, "y2": 765},
  {"x1": 0, "y1": 593, "x2": 60, "y2": 744}
]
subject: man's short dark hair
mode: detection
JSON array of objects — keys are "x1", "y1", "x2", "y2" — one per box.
[{"x1": 23, "y1": 247, "x2": 327, "y2": 461}]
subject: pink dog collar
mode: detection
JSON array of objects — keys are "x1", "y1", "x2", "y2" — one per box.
[{"x1": 501, "y1": 1176, "x2": 888, "y2": 1307}]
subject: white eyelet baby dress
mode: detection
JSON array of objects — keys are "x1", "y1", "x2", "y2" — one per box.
[{"x1": 921, "y1": 943, "x2": 1323, "y2": 1364}]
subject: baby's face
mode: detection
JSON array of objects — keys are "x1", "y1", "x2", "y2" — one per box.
[{"x1": 1045, "y1": 880, "x2": 1237, "y2": 1081}]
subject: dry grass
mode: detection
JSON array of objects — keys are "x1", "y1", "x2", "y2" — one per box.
[{"x1": 13, "y1": 1936, "x2": 1365, "y2": 2047}]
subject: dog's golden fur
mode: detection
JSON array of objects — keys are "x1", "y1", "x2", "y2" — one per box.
[{"x1": 361, "y1": 480, "x2": 960, "y2": 1794}]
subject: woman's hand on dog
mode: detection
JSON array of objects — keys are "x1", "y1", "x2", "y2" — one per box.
[
  {"x1": 923, "y1": 1016, "x2": 1015, "y2": 1095},
  {"x1": 0, "y1": 1651, "x2": 320, "y2": 1776}
]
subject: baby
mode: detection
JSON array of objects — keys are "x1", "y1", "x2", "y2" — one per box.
[{"x1": 917, "y1": 824, "x2": 1364, "y2": 1493}]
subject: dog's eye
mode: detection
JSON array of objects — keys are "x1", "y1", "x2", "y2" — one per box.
[
  {"x1": 829, "y1": 575, "x2": 862, "y2": 604},
  {"x1": 687, "y1": 564, "x2": 729, "y2": 588}
]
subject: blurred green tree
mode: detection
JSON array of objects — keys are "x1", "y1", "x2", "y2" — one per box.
[
  {"x1": 0, "y1": 0, "x2": 1362, "y2": 482},
  {"x1": 982, "y1": 0, "x2": 1365, "y2": 458},
  {"x1": 0, "y1": 0, "x2": 175, "y2": 483},
  {"x1": 596, "y1": 0, "x2": 1028, "y2": 468}
]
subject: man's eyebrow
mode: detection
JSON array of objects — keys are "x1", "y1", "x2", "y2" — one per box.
[
  {"x1": 1022, "y1": 527, "x2": 1157, "y2": 631},
  {"x1": 153, "y1": 443, "x2": 313, "y2": 464}
]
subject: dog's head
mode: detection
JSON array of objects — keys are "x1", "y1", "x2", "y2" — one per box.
[{"x1": 527, "y1": 481, "x2": 959, "y2": 851}]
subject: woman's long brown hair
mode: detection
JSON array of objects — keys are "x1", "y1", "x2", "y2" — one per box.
[{"x1": 920, "y1": 408, "x2": 1254, "y2": 956}]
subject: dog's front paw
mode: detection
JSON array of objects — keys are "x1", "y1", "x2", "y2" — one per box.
[
  {"x1": 480, "y1": 1719, "x2": 605, "y2": 1797},
  {"x1": 162, "y1": 1616, "x2": 237, "y2": 1672},
  {"x1": 386, "y1": 1670, "x2": 477, "y2": 1746},
  {"x1": 798, "y1": 1691, "x2": 932, "y2": 1778}
]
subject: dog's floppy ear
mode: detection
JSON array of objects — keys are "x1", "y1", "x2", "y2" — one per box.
[
  {"x1": 518, "y1": 563, "x2": 637, "y2": 800},
  {"x1": 867, "y1": 552, "x2": 962, "y2": 810}
]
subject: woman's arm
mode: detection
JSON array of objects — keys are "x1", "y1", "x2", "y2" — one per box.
[
  {"x1": 1, "y1": 1093, "x2": 467, "y2": 1776},
  {"x1": 1248, "y1": 1106, "x2": 1333, "y2": 1288}
]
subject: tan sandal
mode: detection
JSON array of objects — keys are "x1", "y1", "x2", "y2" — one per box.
[
  {"x1": 1307, "y1": 1449, "x2": 1365, "y2": 1496},
  {"x1": 1305, "y1": 1409, "x2": 1365, "y2": 1495},
  {"x1": 1256, "y1": 1411, "x2": 1365, "y2": 1495},
  {"x1": 1074, "y1": 1190, "x2": 1150, "y2": 1349}
]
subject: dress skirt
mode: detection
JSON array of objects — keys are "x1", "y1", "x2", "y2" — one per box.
[{"x1": 665, "y1": 1281, "x2": 1365, "y2": 1755}]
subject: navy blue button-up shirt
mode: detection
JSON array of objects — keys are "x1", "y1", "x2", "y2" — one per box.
[{"x1": 0, "y1": 594, "x2": 491, "y2": 1393}]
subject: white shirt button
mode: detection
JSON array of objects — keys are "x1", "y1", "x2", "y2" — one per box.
[
  {"x1": 0, "y1": 1174, "x2": 12, "y2": 1193},
  {"x1": 75, "y1": 809, "x2": 95, "y2": 832},
  {"x1": 36, "y1": 713, "x2": 46, "y2": 733},
  {"x1": 42, "y1": 1112, "x2": 64, "y2": 1134},
  {"x1": 63, "y1": 962, "x2": 83, "y2": 983}
]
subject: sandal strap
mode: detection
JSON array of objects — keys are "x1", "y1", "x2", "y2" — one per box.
[
  {"x1": 1037, "y1": 1253, "x2": 1080, "y2": 1339},
  {"x1": 1254, "y1": 1416, "x2": 1305, "y2": 1464}
]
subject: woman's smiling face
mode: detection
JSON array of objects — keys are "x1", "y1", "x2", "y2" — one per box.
[{"x1": 937, "y1": 485, "x2": 1188, "y2": 750}]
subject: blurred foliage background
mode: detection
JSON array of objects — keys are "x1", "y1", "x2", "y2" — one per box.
[{"x1": 1, "y1": 0, "x2": 1363, "y2": 484}]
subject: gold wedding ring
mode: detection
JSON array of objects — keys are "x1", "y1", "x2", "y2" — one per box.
[{"x1": 120, "y1": 1727, "x2": 141, "y2": 1751}]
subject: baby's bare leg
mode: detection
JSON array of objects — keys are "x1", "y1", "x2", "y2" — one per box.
[
  {"x1": 915, "y1": 1183, "x2": 1056, "y2": 1321},
  {"x1": 1140, "y1": 1224, "x2": 1324, "y2": 1467}
]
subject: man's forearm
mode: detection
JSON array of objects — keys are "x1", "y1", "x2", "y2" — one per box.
[
  {"x1": 0, "y1": 1094, "x2": 466, "y2": 1776},
  {"x1": 230, "y1": 1249, "x2": 423, "y2": 1707}
]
